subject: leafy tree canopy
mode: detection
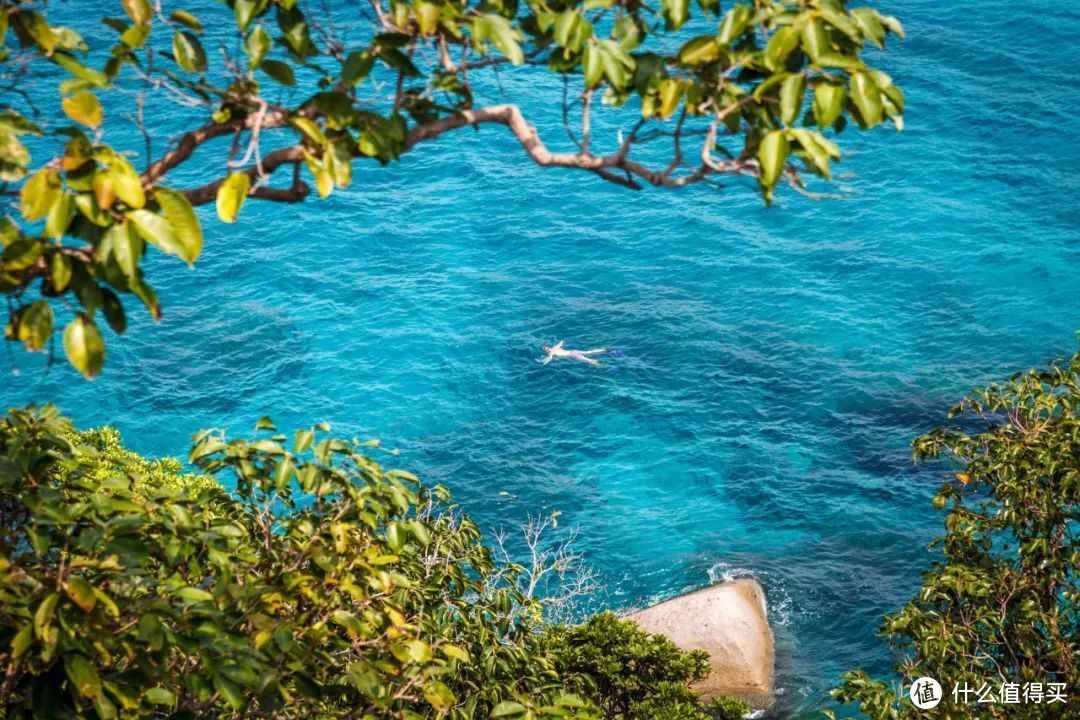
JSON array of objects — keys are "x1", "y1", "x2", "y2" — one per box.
[
  {"x1": 833, "y1": 349, "x2": 1080, "y2": 719},
  {"x1": 0, "y1": 405, "x2": 745, "y2": 719},
  {"x1": 1, "y1": 0, "x2": 903, "y2": 377}
]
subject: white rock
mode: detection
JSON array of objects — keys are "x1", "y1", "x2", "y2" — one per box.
[{"x1": 628, "y1": 578, "x2": 774, "y2": 700}]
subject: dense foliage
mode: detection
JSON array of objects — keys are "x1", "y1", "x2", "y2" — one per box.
[
  {"x1": 833, "y1": 350, "x2": 1080, "y2": 719},
  {"x1": 1, "y1": 0, "x2": 903, "y2": 377},
  {"x1": 544, "y1": 612, "x2": 749, "y2": 720},
  {"x1": 0, "y1": 406, "x2": 744, "y2": 719}
]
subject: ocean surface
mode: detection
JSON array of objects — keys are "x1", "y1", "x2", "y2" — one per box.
[{"x1": 6, "y1": 1, "x2": 1080, "y2": 716}]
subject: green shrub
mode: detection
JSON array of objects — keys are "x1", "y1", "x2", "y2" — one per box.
[
  {"x1": 834, "y1": 350, "x2": 1080, "y2": 719},
  {"x1": 1, "y1": 406, "x2": 742, "y2": 719},
  {"x1": 0, "y1": 405, "x2": 593, "y2": 719},
  {"x1": 543, "y1": 612, "x2": 749, "y2": 720}
]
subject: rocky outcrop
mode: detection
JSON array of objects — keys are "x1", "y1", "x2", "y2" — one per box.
[{"x1": 627, "y1": 578, "x2": 774, "y2": 702}]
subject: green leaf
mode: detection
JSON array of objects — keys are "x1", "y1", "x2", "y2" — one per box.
[
  {"x1": 292, "y1": 117, "x2": 326, "y2": 146},
  {"x1": 779, "y1": 74, "x2": 806, "y2": 125},
  {"x1": 144, "y1": 688, "x2": 177, "y2": 706},
  {"x1": 244, "y1": 25, "x2": 271, "y2": 68},
  {"x1": 813, "y1": 82, "x2": 846, "y2": 127},
  {"x1": 170, "y1": 10, "x2": 204, "y2": 33},
  {"x1": 764, "y1": 26, "x2": 799, "y2": 71},
  {"x1": 15, "y1": 301, "x2": 52, "y2": 352},
  {"x1": 850, "y1": 8, "x2": 885, "y2": 48},
  {"x1": 50, "y1": 252, "x2": 73, "y2": 292},
  {"x1": 800, "y1": 17, "x2": 829, "y2": 61},
  {"x1": 302, "y1": 151, "x2": 334, "y2": 199},
  {"x1": 2, "y1": 238, "x2": 42, "y2": 272},
  {"x1": 172, "y1": 31, "x2": 207, "y2": 72},
  {"x1": 216, "y1": 173, "x2": 250, "y2": 224},
  {"x1": 153, "y1": 188, "x2": 202, "y2": 264},
  {"x1": 483, "y1": 15, "x2": 524, "y2": 65},
  {"x1": 341, "y1": 50, "x2": 374, "y2": 85},
  {"x1": 109, "y1": 156, "x2": 146, "y2": 209},
  {"x1": 45, "y1": 192, "x2": 75, "y2": 240},
  {"x1": 106, "y1": 222, "x2": 143, "y2": 281},
  {"x1": 20, "y1": 168, "x2": 60, "y2": 221},
  {"x1": 757, "y1": 129, "x2": 789, "y2": 189},
  {"x1": 61, "y1": 91, "x2": 103, "y2": 128},
  {"x1": 63, "y1": 315, "x2": 105, "y2": 378},
  {"x1": 424, "y1": 680, "x2": 456, "y2": 711},
  {"x1": 10, "y1": 624, "x2": 33, "y2": 660},
  {"x1": 64, "y1": 654, "x2": 102, "y2": 698},
  {"x1": 491, "y1": 702, "x2": 527, "y2": 718},
  {"x1": 51, "y1": 51, "x2": 109, "y2": 88},
  {"x1": 101, "y1": 288, "x2": 126, "y2": 335},
  {"x1": 65, "y1": 576, "x2": 98, "y2": 612},
  {"x1": 414, "y1": 0, "x2": 440, "y2": 36},
  {"x1": 294, "y1": 428, "x2": 315, "y2": 452},
  {"x1": 234, "y1": 0, "x2": 262, "y2": 31},
  {"x1": 678, "y1": 36, "x2": 720, "y2": 66},
  {"x1": 175, "y1": 586, "x2": 214, "y2": 603},
  {"x1": 213, "y1": 674, "x2": 244, "y2": 711},
  {"x1": 849, "y1": 72, "x2": 883, "y2": 127},
  {"x1": 34, "y1": 593, "x2": 59, "y2": 639},
  {"x1": 717, "y1": 4, "x2": 750, "y2": 44},
  {"x1": 122, "y1": 0, "x2": 152, "y2": 26},
  {"x1": 662, "y1": 0, "x2": 689, "y2": 31},
  {"x1": 130, "y1": 276, "x2": 161, "y2": 321},
  {"x1": 261, "y1": 59, "x2": 295, "y2": 85},
  {"x1": 582, "y1": 44, "x2": 602, "y2": 88},
  {"x1": 656, "y1": 78, "x2": 683, "y2": 118}
]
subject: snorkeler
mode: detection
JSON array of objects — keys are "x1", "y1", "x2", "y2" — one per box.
[{"x1": 541, "y1": 340, "x2": 609, "y2": 367}]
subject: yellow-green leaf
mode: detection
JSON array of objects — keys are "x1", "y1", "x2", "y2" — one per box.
[
  {"x1": 65, "y1": 576, "x2": 97, "y2": 612},
  {"x1": 16, "y1": 300, "x2": 52, "y2": 352},
  {"x1": 801, "y1": 17, "x2": 829, "y2": 61},
  {"x1": 61, "y1": 91, "x2": 102, "y2": 128},
  {"x1": 850, "y1": 72, "x2": 883, "y2": 127},
  {"x1": 122, "y1": 0, "x2": 152, "y2": 26},
  {"x1": 63, "y1": 315, "x2": 105, "y2": 378},
  {"x1": 415, "y1": 0, "x2": 440, "y2": 36},
  {"x1": 50, "y1": 252, "x2": 73, "y2": 292},
  {"x1": 779, "y1": 74, "x2": 806, "y2": 125},
  {"x1": 216, "y1": 173, "x2": 250, "y2": 223},
  {"x1": 153, "y1": 188, "x2": 202, "y2": 264},
  {"x1": 20, "y1": 168, "x2": 60, "y2": 221},
  {"x1": 172, "y1": 31, "x2": 206, "y2": 72},
  {"x1": 813, "y1": 82, "x2": 846, "y2": 127},
  {"x1": 64, "y1": 654, "x2": 102, "y2": 698},
  {"x1": 678, "y1": 36, "x2": 720, "y2": 66},
  {"x1": 110, "y1": 156, "x2": 146, "y2": 209},
  {"x1": 44, "y1": 192, "x2": 74, "y2": 239},
  {"x1": 758, "y1": 129, "x2": 789, "y2": 189},
  {"x1": 244, "y1": 25, "x2": 270, "y2": 68}
]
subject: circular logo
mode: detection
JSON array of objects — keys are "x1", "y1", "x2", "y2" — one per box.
[{"x1": 909, "y1": 677, "x2": 942, "y2": 709}]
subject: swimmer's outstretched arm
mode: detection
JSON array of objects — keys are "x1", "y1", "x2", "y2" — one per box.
[{"x1": 541, "y1": 354, "x2": 554, "y2": 365}]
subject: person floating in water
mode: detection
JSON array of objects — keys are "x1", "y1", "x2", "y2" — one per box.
[{"x1": 541, "y1": 340, "x2": 609, "y2": 367}]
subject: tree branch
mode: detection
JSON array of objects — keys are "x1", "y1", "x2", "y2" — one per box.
[
  {"x1": 405, "y1": 104, "x2": 746, "y2": 189},
  {"x1": 141, "y1": 107, "x2": 292, "y2": 188},
  {"x1": 179, "y1": 146, "x2": 309, "y2": 205}
]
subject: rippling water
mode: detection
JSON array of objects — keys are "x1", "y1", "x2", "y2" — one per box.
[{"x1": 6, "y1": 1, "x2": 1080, "y2": 716}]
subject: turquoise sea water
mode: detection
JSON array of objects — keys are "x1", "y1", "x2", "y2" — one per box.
[{"x1": 6, "y1": 1, "x2": 1080, "y2": 716}]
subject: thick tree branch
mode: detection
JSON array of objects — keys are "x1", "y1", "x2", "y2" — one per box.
[
  {"x1": 405, "y1": 104, "x2": 747, "y2": 189},
  {"x1": 180, "y1": 146, "x2": 309, "y2": 205},
  {"x1": 141, "y1": 107, "x2": 293, "y2": 188}
]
